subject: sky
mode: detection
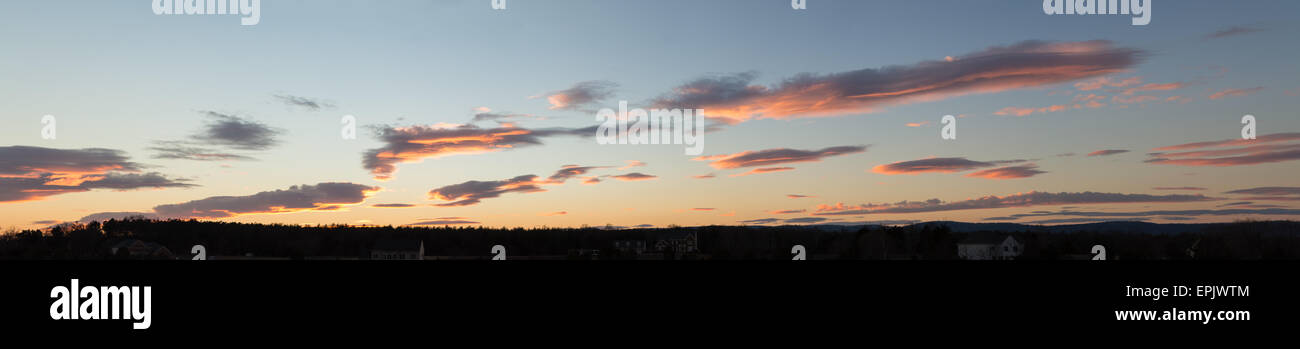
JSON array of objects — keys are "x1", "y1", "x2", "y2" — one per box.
[{"x1": 2, "y1": 0, "x2": 1299, "y2": 229}]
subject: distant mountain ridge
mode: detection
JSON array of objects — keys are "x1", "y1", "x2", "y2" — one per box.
[{"x1": 806, "y1": 220, "x2": 1251, "y2": 234}]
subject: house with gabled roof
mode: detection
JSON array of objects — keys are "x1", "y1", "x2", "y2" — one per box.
[{"x1": 957, "y1": 233, "x2": 1021, "y2": 260}]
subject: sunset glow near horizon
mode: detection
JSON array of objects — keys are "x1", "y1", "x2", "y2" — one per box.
[{"x1": 2, "y1": 0, "x2": 1299, "y2": 230}]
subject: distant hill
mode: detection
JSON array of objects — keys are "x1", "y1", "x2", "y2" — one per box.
[
  {"x1": 904, "y1": 221, "x2": 1217, "y2": 234},
  {"x1": 800, "y1": 220, "x2": 1259, "y2": 235}
]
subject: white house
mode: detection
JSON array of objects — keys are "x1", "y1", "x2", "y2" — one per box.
[
  {"x1": 613, "y1": 240, "x2": 648, "y2": 255},
  {"x1": 370, "y1": 239, "x2": 424, "y2": 260},
  {"x1": 957, "y1": 233, "x2": 1021, "y2": 260}
]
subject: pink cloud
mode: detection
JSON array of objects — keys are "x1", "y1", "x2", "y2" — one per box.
[
  {"x1": 651, "y1": 41, "x2": 1142, "y2": 123},
  {"x1": 1208, "y1": 87, "x2": 1264, "y2": 100}
]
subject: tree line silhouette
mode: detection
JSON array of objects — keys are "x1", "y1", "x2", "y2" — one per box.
[{"x1": 2, "y1": 218, "x2": 1298, "y2": 260}]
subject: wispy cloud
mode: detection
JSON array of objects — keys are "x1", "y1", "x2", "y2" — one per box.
[
  {"x1": 814, "y1": 191, "x2": 1216, "y2": 216},
  {"x1": 148, "y1": 141, "x2": 253, "y2": 162},
  {"x1": 989, "y1": 207, "x2": 1300, "y2": 222},
  {"x1": 611, "y1": 172, "x2": 658, "y2": 181},
  {"x1": 729, "y1": 167, "x2": 795, "y2": 177},
  {"x1": 695, "y1": 145, "x2": 866, "y2": 169},
  {"x1": 273, "y1": 94, "x2": 332, "y2": 111},
  {"x1": 1087, "y1": 149, "x2": 1129, "y2": 157},
  {"x1": 1223, "y1": 186, "x2": 1300, "y2": 201},
  {"x1": 372, "y1": 203, "x2": 417, "y2": 208},
  {"x1": 994, "y1": 105, "x2": 1070, "y2": 117},
  {"x1": 1224, "y1": 187, "x2": 1300, "y2": 196},
  {"x1": 784, "y1": 217, "x2": 828, "y2": 224},
  {"x1": 964, "y1": 164, "x2": 1046, "y2": 179},
  {"x1": 544, "y1": 80, "x2": 618, "y2": 111},
  {"x1": 408, "y1": 218, "x2": 480, "y2": 225},
  {"x1": 429, "y1": 175, "x2": 547, "y2": 207},
  {"x1": 548, "y1": 165, "x2": 609, "y2": 183},
  {"x1": 872, "y1": 157, "x2": 1027, "y2": 175},
  {"x1": 1146, "y1": 133, "x2": 1300, "y2": 167},
  {"x1": 1204, "y1": 26, "x2": 1264, "y2": 40},
  {"x1": 427, "y1": 165, "x2": 630, "y2": 206},
  {"x1": 150, "y1": 112, "x2": 284, "y2": 161},
  {"x1": 1153, "y1": 187, "x2": 1207, "y2": 191},
  {"x1": 1075, "y1": 76, "x2": 1142, "y2": 91},
  {"x1": 1208, "y1": 87, "x2": 1264, "y2": 100},
  {"x1": 151, "y1": 182, "x2": 379, "y2": 219},
  {"x1": 363, "y1": 123, "x2": 593, "y2": 180},
  {"x1": 651, "y1": 41, "x2": 1142, "y2": 123},
  {"x1": 619, "y1": 160, "x2": 646, "y2": 170}
]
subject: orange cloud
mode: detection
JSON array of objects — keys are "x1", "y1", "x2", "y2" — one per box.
[
  {"x1": 1075, "y1": 76, "x2": 1142, "y2": 91},
  {"x1": 729, "y1": 167, "x2": 795, "y2": 177}
]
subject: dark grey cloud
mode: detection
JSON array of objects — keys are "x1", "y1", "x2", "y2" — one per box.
[
  {"x1": 274, "y1": 94, "x2": 332, "y2": 111},
  {"x1": 372, "y1": 203, "x2": 417, "y2": 208},
  {"x1": 994, "y1": 208, "x2": 1300, "y2": 222},
  {"x1": 1224, "y1": 187, "x2": 1300, "y2": 196},
  {"x1": 1146, "y1": 132, "x2": 1300, "y2": 167},
  {"x1": 0, "y1": 146, "x2": 192, "y2": 202},
  {"x1": 964, "y1": 164, "x2": 1047, "y2": 179},
  {"x1": 696, "y1": 145, "x2": 867, "y2": 169},
  {"x1": 363, "y1": 123, "x2": 595, "y2": 180},
  {"x1": 610, "y1": 172, "x2": 658, "y2": 181},
  {"x1": 1027, "y1": 217, "x2": 1151, "y2": 225},
  {"x1": 872, "y1": 157, "x2": 1026, "y2": 175},
  {"x1": 0, "y1": 146, "x2": 140, "y2": 175},
  {"x1": 1153, "y1": 187, "x2": 1207, "y2": 191},
  {"x1": 1204, "y1": 26, "x2": 1263, "y2": 40},
  {"x1": 150, "y1": 112, "x2": 284, "y2": 161},
  {"x1": 193, "y1": 112, "x2": 283, "y2": 151},
  {"x1": 784, "y1": 217, "x2": 828, "y2": 224},
  {"x1": 1087, "y1": 149, "x2": 1129, "y2": 157},
  {"x1": 739, "y1": 218, "x2": 781, "y2": 225},
  {"x1": 470, "y1": 112, "x2": 541, "y2": 124},
  {"x1": 152, "y1": 182, "x2": 379, "y2": 219},
  {"x1": 426, "y1": 164, "x2": 629, "y2": 207},
  {"x1": 814, "y1": 191, "x2": 1217, "y2": 216},
  {"x1": 428, "y1": 175, "x2": 545, "y2": 207},
  {"x1": 651, "y1": 41, "x2": 1142, "y2": 123},
  {"x1": 78, "y1": 172, "x2": 195, "y2": 190},
  {"x1": 547, "y1": 165, "x2": 608, "y2": 182}
]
